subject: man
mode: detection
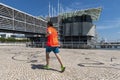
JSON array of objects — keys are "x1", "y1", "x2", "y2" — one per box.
[{"x1": 44, "y1": 21, "x2": 65, "y2": 72}]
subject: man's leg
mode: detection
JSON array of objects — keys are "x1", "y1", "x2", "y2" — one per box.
[
  {"x1": 54, "y1": 53, "x2": 65, "y2": 72},
  {"x1": 44, "y1": 46, "x2": 51, "y2": 69},
  {"x1": 44, "y1": 52, "x2": 50, "y2": 69},
  {"x1": 46, "y1": 52, "x2": 50, "y2": 66},
  {"x1": 54, "y1": 53, "x2": 63, "y2": 67}
]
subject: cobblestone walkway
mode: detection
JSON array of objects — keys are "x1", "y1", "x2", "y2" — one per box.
[{"x1": 0, "y1": 45, "x2": 120, "y2": 80}]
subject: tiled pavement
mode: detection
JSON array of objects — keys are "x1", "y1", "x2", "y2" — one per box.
[{"x1": 0, "y1": 45, "x2": 120, "y2": 80}]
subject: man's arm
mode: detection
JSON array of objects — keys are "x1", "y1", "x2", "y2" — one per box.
[{"x1": 45, "y1": 31, "x2": 51, "y2": 37}]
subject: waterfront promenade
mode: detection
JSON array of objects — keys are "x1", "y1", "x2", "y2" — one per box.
[{"x1": 0, "y1": 44, "x2": 120, "y2": 80}]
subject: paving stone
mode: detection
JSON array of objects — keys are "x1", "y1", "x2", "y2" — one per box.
[{"x1": 0, "y1": 45, "x2": 120, "y2": 80}]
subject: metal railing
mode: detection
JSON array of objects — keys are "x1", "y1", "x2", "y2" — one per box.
[{"x1": 26, "y1": 42, "x2": 93, "y2": 49}]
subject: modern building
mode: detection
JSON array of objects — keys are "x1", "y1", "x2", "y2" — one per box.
[
  {"x1": 0, "y1": 3, "x2": 47, "y2": 45},
  {"x1": 0, "y1": 3, "x2": 102, "y2": 48},
  {"x1": 50, "y1": 8, "x2": 102, "y2": 48},
  {"x1": 0, "y1": 3, "x2": 47, "y2": 35}
]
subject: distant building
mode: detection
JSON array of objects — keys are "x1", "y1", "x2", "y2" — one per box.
[
  {"x1": 0, "y1": 33, "x2": 25, "y2": 39},
  {"x1": 49, "y1": 8, "x2": 102, "y2": 48}
]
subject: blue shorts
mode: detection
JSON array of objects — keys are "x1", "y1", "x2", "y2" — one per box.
[{"x1": 46, "y1": 46, "x2": 60, "y2": 54}]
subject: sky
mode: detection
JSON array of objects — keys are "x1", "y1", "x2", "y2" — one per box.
[{"x1": 0, "y1": 0, "x2": 120, "y2": 42}]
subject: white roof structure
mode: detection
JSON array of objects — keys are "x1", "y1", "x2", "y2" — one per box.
[
  {"x1": 0, "y1": 3, "x2": 47, "y2": 34},
  {"x1": 0, "y1": 3, "x2": 47, "y2": 22},
  {"x1": 59, "y1": 7, "x2": 102, "y2": 21}
]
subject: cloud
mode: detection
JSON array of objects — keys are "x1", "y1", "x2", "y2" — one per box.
[
  {"x1": 117, "y1": 32, "x2": 120, "y2": 34},
  {"x1": 97, "y1": 18, "x2": 120, "y2": 41},
  {"x1": 69, "y1": 1, "x2": 101, "y2": 10},
  {"x1": 97, "y1": 18, "x2": 120, "y2": 30},
  {"x1": 71, "y1": 2, "x2": 82, "y2": 7},
  {"x1": 62, "y1": 1, "x2": 102, "y2": 13},
  {"x1": 65, "y1": 7, "x2": 74, "y2": 12}
]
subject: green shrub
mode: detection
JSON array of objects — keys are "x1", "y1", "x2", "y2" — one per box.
[
  {"x1": 0, "y1": 37, "x2": 5, "y2": 43},
  {"x1": 0, "y1": 37, "x2": 29, "y2": 43}
]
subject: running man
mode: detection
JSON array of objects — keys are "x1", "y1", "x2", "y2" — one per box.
[{"x1": 44, "y1": 21, "x2": 65, "y2": 72}]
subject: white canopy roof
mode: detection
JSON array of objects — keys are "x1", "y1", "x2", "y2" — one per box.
[{"x1": 59, "y1": 7, "x2": 102, "y2": 21}]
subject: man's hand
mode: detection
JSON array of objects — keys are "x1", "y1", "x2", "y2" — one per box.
[{"x1": 45, "y1": 32, "x2": 51, "y2": 37}]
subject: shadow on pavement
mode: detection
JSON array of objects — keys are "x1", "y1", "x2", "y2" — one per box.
[
  {"x1": 31, "y1": 64, "x2": 45, "y2": 69},
  {"x1": 31, "y1": 64, "x2": 61, "y2": 72}
]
